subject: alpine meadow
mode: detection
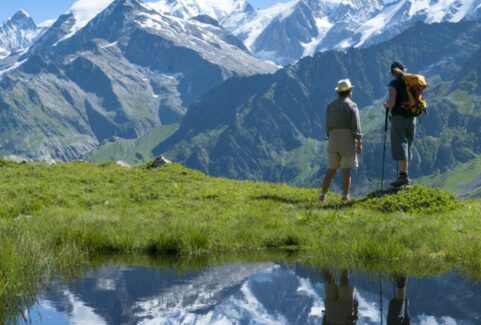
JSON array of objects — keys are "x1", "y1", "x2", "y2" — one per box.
[{"x1": 1, "y1": 0, "x2": 481, "y2": 324}]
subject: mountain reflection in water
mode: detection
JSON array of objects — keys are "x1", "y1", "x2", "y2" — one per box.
[{"x1": 18, "y1": 263, "x2": 481, "y2": 325}]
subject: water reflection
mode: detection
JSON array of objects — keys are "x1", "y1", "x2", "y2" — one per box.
[
  {"x1": 17, "y1": 263, "x2": 481, "y2": 325},
  {"x1": 387, "y1": 276, "x2": 409, "y2": 325},
  {"x1": 322, "y1": 268, "x2": 358, "y2": 324}
]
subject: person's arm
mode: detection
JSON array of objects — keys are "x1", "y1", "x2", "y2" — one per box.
[
  {"x1": 385, "y1": 86, "x2": 397, "y2": 110},
  {"x1": 351, "y1": 104, "x2": 362, "y2": 153}
]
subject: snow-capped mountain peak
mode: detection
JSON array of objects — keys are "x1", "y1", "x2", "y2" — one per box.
[
  {"x1": 146, "y1": 0, "x2": 252, "y2": 21},
  {"x1": 69, "y1": 0, "x2": 115, "y2": 27},
  {"x1": 0, "y1": 10, "x2": 46, "y2": 58},
  {"x1": 62, "y1": 0, "x2": 115, "y2": 40},
  {"x1": 25, "y1": 0, "x2": 122, "y2": 53},
  {"x1": 10, "y1": 10, "x2": 32, "y2": 22},
  {"x1": 352, "y1": 0, "x2": 481, "y2": 49},
  {"x1": 38, "y1": 19, "x2": 56, "y2": 28},
  {"x1": 220, "y1": 0, "x2": 481, "y2": 65},
  {"x1": 413, "y1": 0, "x2": 478, "y2": 23},
  {"x1": 221, "y1": 0, "x2": 382, "y2": 64}
]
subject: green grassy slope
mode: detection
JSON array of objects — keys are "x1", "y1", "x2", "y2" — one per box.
[
  {"x1": 1, "y1": 160, "x2": 481, "y2": 319},
  {"x1": 418, "y1": 156, "x2": 481, "y2": 197},
  {"x1": 86, "y1": 124, "x2": 179, "y2": 164}
]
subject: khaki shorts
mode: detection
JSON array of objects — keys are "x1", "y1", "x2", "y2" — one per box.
[
  {"x1": 328, "y1": 152, "x2": 358, "y2": 169},
  {"x1": 325, "y1": 283, "x2": 355, "y2": 302},
  {"x1": 324, "y1": 283, "x2": 356, "y2": 324}
]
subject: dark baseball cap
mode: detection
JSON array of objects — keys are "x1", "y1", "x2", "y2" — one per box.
[{"x1": 391, "y1": 61, "x2": 406, "y2": 72}]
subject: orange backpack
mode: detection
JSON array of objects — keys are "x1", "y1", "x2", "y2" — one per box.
[{"x1": 401, "y1": 74, "x2": 428, "y2": 116}]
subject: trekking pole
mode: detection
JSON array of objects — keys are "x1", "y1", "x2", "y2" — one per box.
[
  {"x1": 379, "y1": 275, "x2": 384, "y2": 325},
  {"x1": 381, "y1": 107, "x2": 389, "y2": 191}
]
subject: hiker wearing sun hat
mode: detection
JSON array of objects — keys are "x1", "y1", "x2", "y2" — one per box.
[{"x1": 320, "y1": 79, "x2": 362, "y2": 203}]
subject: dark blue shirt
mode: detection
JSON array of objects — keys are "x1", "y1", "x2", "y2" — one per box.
[{"x1": 389, "y1": 78, "x2": 411, "y2": 117}]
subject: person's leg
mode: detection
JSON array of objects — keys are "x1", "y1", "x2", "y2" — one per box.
[
  {"x1": 396, "y1": 286, "x2": 406, "y2": 301},
  {"x1": 342, "y1": 168, "x2": 351, "y2": 198},
  {"x1": 339, "y1": 269, "x2": 357, "y2": 321},
  {"x1": 388, "y1": 276, "x2": 410, "y2": 324},
  {"x1": 399, "y1": 160, "x2": 408, "y2": 174},
  {"x1": 321, "y1": 153, "x2": 340, "y2": 201},
  {"x1": 398, "y1": 118, "x2": 415, "y2": 181},
  {"x1": 391, "y1": 116, "x2": 412, "y2": 186},
  {"x1": 391, "y1": 116, "x2": 409, "y2": 161},
  {"x1": 339, "y1": 152, "x2": 356, "y2": 200},
  {"x1": 323, "y1": 268, "x2": 336, "y2": 284},
  {"x1": 322, "y1": 169, "x2": 337, "y2": 194},
  {"x1": 395, "y1": 276, "x2": 407, "y2": 301},
  {"x1": 323, "y1": 268, "x2": 339, "y2": 323},
  {"x1": 400, "y1": 117, "x2": 415, "y2": 177},
  {"x1": 340, "y1": 269, "x2": 349, "y2": 287}
]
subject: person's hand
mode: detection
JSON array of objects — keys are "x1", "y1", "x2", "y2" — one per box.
[
  {"x1": 351, "y1": 299, "x2": 359, "y2": 321},
  {"x1": 356, "y1": 142, "x2": 363, "y2": 154}
]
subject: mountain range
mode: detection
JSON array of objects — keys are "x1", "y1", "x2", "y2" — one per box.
[
  {"x1": 147, "y1": 0, "x2": 253, "y2": 22},
  {"x1": 154, "y1": 19, "x2": 481, "y2": 193},
  {"x1": 0, "y1": 0, "x2": 274, "y2": 160},
  {"x1": 147, "y1": 0, "x2": 481, "y2": 65},
  {"x1": 243, "y1": 0, "x2": 481, "y2": 65},
  {"x1": 28, "y1": 264, "x2": 481, "y2": 324},
  {"x1": 0, "y1": 0, "x2": 480, "y2": 195},
  {"x1": 4, "y1": 0, "x2": 481, "y2": 67}
]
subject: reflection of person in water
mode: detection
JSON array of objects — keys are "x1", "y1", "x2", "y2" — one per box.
[
  {"x1": 322, "y1": 268, "x2": 359, "y2": 325},
  {"x1": 388, "y1": 276, "x2": 410, "y2": 325}
]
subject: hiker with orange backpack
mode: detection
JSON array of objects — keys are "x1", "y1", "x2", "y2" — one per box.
[{"x1": 384, "y1": 61, "x2": 427, "y2": 187}]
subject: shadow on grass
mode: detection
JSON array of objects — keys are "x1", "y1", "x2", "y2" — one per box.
[
  {"x1": 316, "y1": 187, "x2": 407, "y2": 210},
  {"x1": 252, "y1": 193, "x2": 354, "y2": 210},
  {"x1": 366, "y1": 187, "x2": 403, "y2": 198},
  {"x1": 253, "y1": 187, "x2": 405, "y2": 211},
  {"x1": 254, "y1": 194, "x2": 309, "y2": 205},
  {"x1": 321, "y1": 201, "x2": 356, "y2": 210}
]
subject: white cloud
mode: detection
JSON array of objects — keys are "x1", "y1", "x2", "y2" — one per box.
[
  {"x1": 65, "y1": 290, "x2": 108, "y2": 325},
  {"x1": 69, "y1": 0, "x2": 114, "y2": 31},
  {"x1": 38, "y1": 19, "x2": 56, "y2": 28}
]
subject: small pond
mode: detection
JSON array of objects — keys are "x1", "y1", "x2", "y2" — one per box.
[{"x1": 16, "y1": 262, "x2": 481, "y2": 324}]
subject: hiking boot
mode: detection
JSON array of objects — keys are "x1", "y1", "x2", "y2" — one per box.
[
  {"x1": 319, "y1": 193, "x2": 327, "y2": 202},
  {"x1": 391, "y1": 174, "x2": 411, "y2": 187}
]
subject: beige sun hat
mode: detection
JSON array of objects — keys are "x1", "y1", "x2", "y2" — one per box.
[{"x1": 335, "y1": 79, "x2": 354, "y2": 92}]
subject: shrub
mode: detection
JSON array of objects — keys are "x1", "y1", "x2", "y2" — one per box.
[{"x1": 364, "y1": 185, "x2": 459, "y2": 213}]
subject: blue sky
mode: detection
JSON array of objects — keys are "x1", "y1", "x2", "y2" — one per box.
[{"x1": 0, "y1": 0, "x2": 290, "y2": 24}]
